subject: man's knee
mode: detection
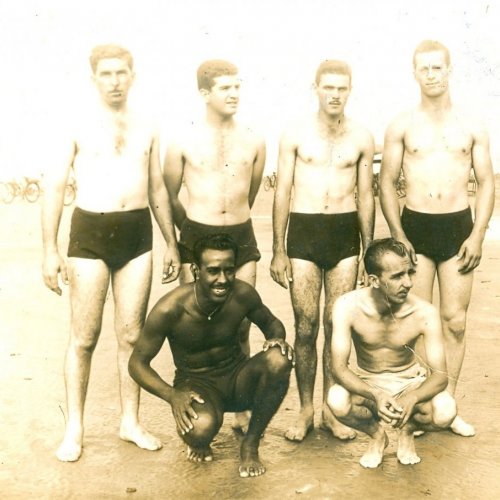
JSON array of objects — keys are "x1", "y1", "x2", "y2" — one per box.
[
  {"x1": 294, "y1": 314, "x2": 320, "y2": 342},
  {"x1": 70, "y1": 329, "x2": 100, "y2": 355},
  {"x1": 184, "y1": 408, "x2": 222, "y2": 444},
  {"x1": 442, "y1": 310, "x2": 467, "y2": 341},
  {"x1": 115, "y1": 319, "x2": 143, "y2": 347},
  {"x1": 262, "y1": 347, "x2": 293, "y2": 379},
  {"x1": 327, "y1": 384, "x2": 352, "y2": 418},
  {"x1": 431, "y1": 391, "x2": 457, "y2": 428}
]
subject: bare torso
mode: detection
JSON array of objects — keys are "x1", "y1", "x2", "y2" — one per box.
[
  {"x1": 162, "y1": 281, "x2": 253, "y2": 372},
  {"x1": 72, "y1": 107, "x2": 154, "y2": 212},
  {"x1": 401, "y1": 107, "x2": 474, "y2": 214},
  {"x1": 347, "y1": 288, "x2": 429, "y2": 373},
  {"x1": 180, "y1": 121, "x2": 261, "y2": 225},
  {"x1": 291, "y1": 115, "x2": 370, "y2": 214}
]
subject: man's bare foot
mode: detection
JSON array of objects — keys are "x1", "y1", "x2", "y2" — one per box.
[
  {"x1": 239, "y1": 440, "x2": 266, "y2": 478},
  {"x1": 360, "y1": 430, "x2": 388, "y2": 469},
  {"x1": 320, "y1": 405, "x2": 356, "y2": 440},
  {"x1": 187, "y1": 445, "x2": 213, "y2": 462},
  {"x1": 56, "y1": 432, "x2": 83, "y2": 462},
  {"x1": 231, "y1": 411, "x2": 251, "y2": 435},
  {"x1": 284, "y1": 411, "x2": 314, "y2": 442},
  {"x1": 397, "y1": 429, "x2": 421, "y2": 465},
  {"x1": 119, "y1": 422, "x2": 162, "y2": 451},
  {"x1": 413, "y1": 430, "x2": 425, "y2": 437},
  {"x1": 450, "y1": 415, "x2": 475, "y2": 437}
]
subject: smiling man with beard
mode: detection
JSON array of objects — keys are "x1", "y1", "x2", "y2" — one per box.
[
  {"x1": 327, "y1": 238, "x2": 457, "y2": 468},
  {"x1": 129, "y1": 234, "x2": 294, "y2": 478}
]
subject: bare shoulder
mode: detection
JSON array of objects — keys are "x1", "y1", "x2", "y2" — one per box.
[
  {"x1": 233, "y1": 279, "x2": 260, "y2": 302},
  {"x1": 347, "y1": 119, "x2": 375, "y2": 149},
  {"x1": 235, "y1": 120, "x2": 265, "y2": 147},
  {"x1": 385, "y1": 109, "x2": 413, "y2": 137},
  {"x1": 406, "y1": 293, "x2": 439, "y2": 321},
  {"x1": 334, "y1": 288, "x2": 364, "y2": 312},
  {"x1": 150, "y1": 284, "x2": 192, "y2": 320},
  {"x1": 280, "y1": 114, "x2": 314, "y2": 145},
  {"x1": 453, "y1": 105, "x2": 489, "y2": 139}
]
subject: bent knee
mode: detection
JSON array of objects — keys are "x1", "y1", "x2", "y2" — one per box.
[
  {"x1": 431, "y1": 392, "x2": 457, "y2": 428},
  {"x1": 264, "y1": 347, "x2": 293, "y2": 377},
  {"x1": 327, "y1": 384, "x2": 352, "y2": 418},
  {"x1": 442, "y1": 312, "x2": 467, "y2": 340},
  {"x1": 187, "y1": 410, "x2": 222, "y2": 443}
]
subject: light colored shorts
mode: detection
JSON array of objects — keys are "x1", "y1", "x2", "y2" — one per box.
[{"x1": 355, "y1": 363, "x2": 427, "y2": 398}]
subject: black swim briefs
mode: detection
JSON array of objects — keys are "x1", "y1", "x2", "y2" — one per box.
[
  {"x1": 67, "y1": 207, "x2": 153, "y2": 269},
  {"x1": 173, "y1": 352, "x2": 249, "y2": 412},
  {"x1": 286, "y1": 212, "x2": 360, "y2": 271},
  {"x1": 178, "y1": 218, "x2": 261, "y2": 267},
  {"x1": 401, "y1": 206, "x2": 473, "y2": 263}
]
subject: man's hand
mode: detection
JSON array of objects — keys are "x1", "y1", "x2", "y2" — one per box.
[
  {"x1": 270, "y1": 252, "x2": 293, "y2": 289},
  {"x1": 374, "y1": 391, "x2": 404, "y2": 424},
  {"x1": 392, "y1": 393, "x2": 418, "y2": 428},
  {"x1": 162, "y1": 246, "x2": 181, "y2": 284},
  {"x1": 42, "y1": 251, "x2": 68, "y2": 295},
  {"x1": 395, "y1": 235, "x2": 417, "y2": 265},
  {"x1": 263, "y1": 338, "x2": 295, "y2": 366},
  {"x1": 170, "y1": 388, "x2": 205, "y2": 435},
  {"x1": 457, "y1": 234, "x2": 482, "y2": 274}
]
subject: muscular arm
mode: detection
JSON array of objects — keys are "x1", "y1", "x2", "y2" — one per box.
[
  {"x1": 149, "y1": 134, "x2": 180, "y2": 283},
  {"x1": 128, "y1": 302, "x2": 174, "y2": 403},
  {"x1": 380, "y1": 117, "x2": 416, "y2": 261},
  {"x1": 270, "y1": 129, "x2": 296, "y2": 288},
  {"x1": 457, "y1": 123, "x2": 495, "y2": 272},
  {"x1": 41, "y1": 138, "x2": 75, "y2": 295},
  {"x1": 248, "y1": 138, "x2": 266, "y2": 208},
  {"x1": 163, "y1": 140, "x2": 187, "y2": 230},
  {"x1": 356, "y1": 131, "x2": 375, "y2": 252}
]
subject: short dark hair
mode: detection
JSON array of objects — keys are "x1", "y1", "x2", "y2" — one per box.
[
  {"x1": 413, "y1": 40, "x2": 450, "y2": 67},
  {"x1": 89, "y1": 44, "x2": 134, "y2": 73},
  {"x1": 197, "y1": 59, "x2": 238, "y2": 91},
  {"x1": 315, "y1": 59, "x2": 352, "y2": 85},
  {"x1": 364, "y1": 238, "x2": 410, "y2": 276},
  {"x1": 193, "y1": 233, "x2": 238, "y2": 266}
]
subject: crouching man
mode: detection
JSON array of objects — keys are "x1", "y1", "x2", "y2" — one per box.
[
  {"x1": 327, "y1": 238, "x2": 457, "y2": 468},
  {"x1": 129, "y1": 234, "x2": 294, "y2": 478}
]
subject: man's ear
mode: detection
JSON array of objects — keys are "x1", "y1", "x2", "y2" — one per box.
[
  {"x1": 190, "y1": 264, "x2": 199, "y2": 280},
  {"x1": 368, "y1": 274, "x2": 380, "y2": 288},
  {"x1": 199, "y1": 88, "x2": 210, "y2": 102}
]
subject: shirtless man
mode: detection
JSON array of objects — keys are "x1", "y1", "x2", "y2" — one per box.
[
  {"x1": 271, "y1": 60, "x2": 375, "y2": 441},
  {"x1": 163, "y1": 59, "x2": 265, "y2": 430},
  {"x1": 328, "y1": 238, "x2": 457, "y2": 468},
  {"x1": 42, "y1": 45, "x2": 180, "y2": 462},
  {"x1": 380, "y1": 40, "x2": 495, "y2": 437},
  {"x1": 129, "y1": 234, "x2": 294, "y2": 478}
]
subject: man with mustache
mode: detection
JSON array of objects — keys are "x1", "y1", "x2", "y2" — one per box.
[
  {"x1": 129, "y1": 233, "x2": 294, "y2": 478},
  {"x1": 163, "y1": 59, "x2": 266, "y2": 431},
  {"x1": 42, "y1": 44, "x2": 180, "y2": 462},
  {"x1": 380, "y1": 40, "x2": 495, "y2": 436},
  {"x1": 271, "y1": 59, "x2": 375, "y2": 441},
  {"x1": 328, "y1": 238, "x2": 457, "y2": 468}
]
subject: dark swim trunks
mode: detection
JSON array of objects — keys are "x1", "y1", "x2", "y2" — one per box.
[
  {"x1": 173, "y1": 352, "x2": 249, "y2": 412},
  {"x1": 286, "y1": 212, "x2": 360, "y2": 270},
  {"x1": 178, "y1": 218, "x2": 261, "y2": 267},
  {"x1": 401, "y1": 206, "x2": 473, "y2": 263},
  {"x1": 68, "y1": 207, "x2": 153, "y2": 269}
]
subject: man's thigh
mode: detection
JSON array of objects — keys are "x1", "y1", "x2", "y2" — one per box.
[
  {"x1": 289, "y1": 258, "x2": 323, "y2": 318},
  {"x1": 437, "y1": 257, "x2": 474, "y2": 319},
  {"x1": 68, "y1": 256, "x2": 110, "y2": 336},
  {"x1": 236, "y1": 260, "x2": 257, "y2": 287},
  {"x1": 111, "y1": 251, "x2": 153, "y2": 337},
  {"x1": 324, "y1": 256, "x2": 358, "y2": 310},
  {"x1": 412, "y1": 254, "x2": 437, "y2": 302}
]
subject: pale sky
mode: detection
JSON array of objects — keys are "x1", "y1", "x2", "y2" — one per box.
[{"x1": 0, "y1": 0, "x2": 499, "y2": 177}]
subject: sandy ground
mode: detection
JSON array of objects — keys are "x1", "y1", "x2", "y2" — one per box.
[{"x1": 1, "y1": 186, "x2": 500, "y2": 499}]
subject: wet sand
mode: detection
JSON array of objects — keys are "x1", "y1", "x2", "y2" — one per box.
[{"x1": 1, "y1": 187, "x2": 500, "y2": 499}]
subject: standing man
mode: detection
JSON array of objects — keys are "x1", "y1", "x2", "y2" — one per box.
[
  {"x1": 380, "y1": 40, "x2": 495, "y2": 436},
  {"x1": 328, "y1": 238, "x2": 457, "y2": 468},
  {"x1": 271, "y1": 60, "x2": 375, "y2": 441},
  {"x1": 42, "y1": 44, "x2": 180, "y2": 462},
  {"x1": 129, "y1": 234, "x2": 294, "y2": 478},
  {"x1": 163, "y1": 60, "x2": 265, "y2": 431}
]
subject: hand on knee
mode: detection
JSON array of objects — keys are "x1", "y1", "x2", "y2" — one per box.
[
  {"x1": 264, "y1": 347, "x2": 293, "y2": 377},
  {"x1": 181, "y1": 411, "x2": 220, "y2": 445},
  {"x1": 431, "y1": 392, "x2": 457, "y2": 428},
  {"x1": 327, "y1": 384, "x2": 351, "y2": 418}
]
